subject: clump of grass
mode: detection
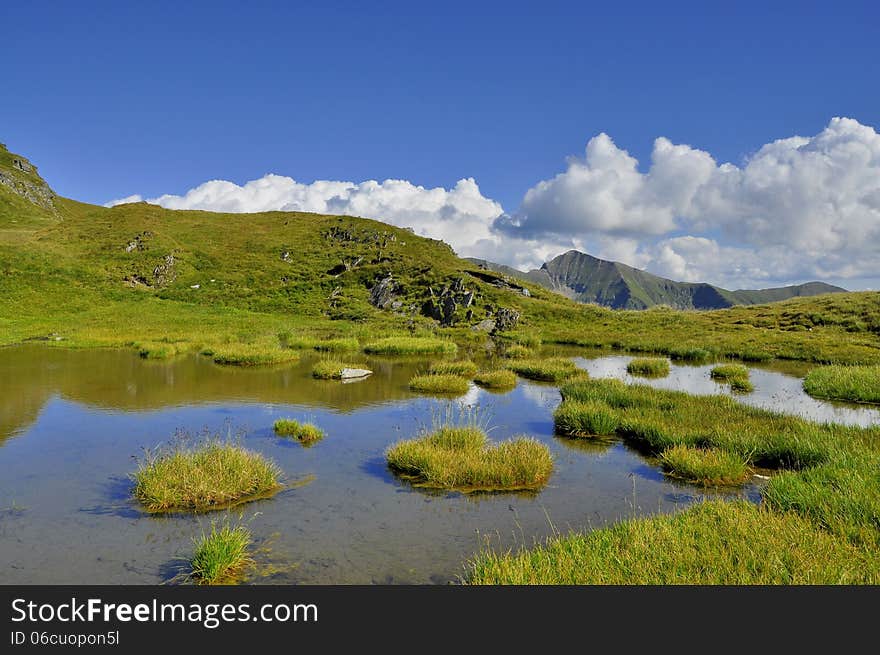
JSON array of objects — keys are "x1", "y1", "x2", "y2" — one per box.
[
  {"x1": 473, "y1": 369, "x2": 517, "y2": 390},
  {"x1": 190, "y1": 521, "x2": 253, "y2": 585},
  {"x1": 311, "y1": 359, "x2": 366, "y2": 379},
  {"x1": 669, "y1": 347, "x2": 713, "y2": 363},
  {"x1": 507, "y1": 357, "x2": 579, "y2": 383},
  {"x1": 132, "y1": 440, "x2": 283, "y2": 512},
  {"x1": 711, "y1": 363, "x2": 754, "y2": 393},
  {"x1": 408, "y1": 373, "x2": 470, "y2": 395},
  {"x1": 428, "y1": 360, "x2": 478, "y2": 378},
  {"x1": 659, "y1": 445, "x2": 751, "y2": 486},
  {"x1": 273, "y1": 418, "x2": 325, "y2": 445},
  {"x1": 503, "y1": 344, "x2": 533, "y2": 359},
  {"x1": 203, "y1": 343, "x2": 300, "y2": 367},
  {"x1": 465, "y1": 501, "x2": 878, "y2": 584},
  {"x1": 554, "y1": 400, "x2": 619, "y2": 437},
  {"x1": 135, "y1": 341, "x2": 183, "y2": 360},
  {"x1": 363, "y1": 337, "x2": 457, "y2": 355},
  {"x1": 626, "y1": 357, "x2": 670, "y2": 378},
  {"x1": 386, "y1": 426, "x2": 553, "y2": 491},
  {"x1": 312, "y1": 337, "x2": 359, "y2": 352},
  {"x1": 803, "y1": 365, "x2": 880, "y2": 404}
]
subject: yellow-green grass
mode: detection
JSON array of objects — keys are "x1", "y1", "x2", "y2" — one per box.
[
  {"x1": 803, "y1": 365, "x2": 880, "y2": 404},
  {"x1": 408, "y1": 373, "x2": 470, "y2": 395},
  {"x1": 273, "y1": 418, "x2": 325, "y2": 445},
  {"x1": 473, "y1": 369, "x2": 517, "y2": 390},
  {"x1": 659, "y1": 445, "x2": 751, "y2": 486},
  {"x1": 503, "y1": 344, "x2": 533, "y2": 359},
  {"x1": 465, "y1": 500, "x2": 879, "y2": 584},
  {"x1": 135, "y1": 340, "x2": 186, "y2": 360},
  {"x1": 132, "y1": 441, "x2": 283, "y2": 512},
  {"x1": 710, "y1": 363, "x2": 754, "y2": 392},
  {"x1": 312, "y1": 337, "x2": 359, "y2": 352},
  {"x1": 203, "y1": 343, "x2": 300, "y2": 367},
  {"x1": 428, "y1": 360, "x2": 478, "y2": 377},
  {"x1": 363, "y1": 337, "x2": 457, "y2": 355},
  {"x1": 553, "y1": 400, "x2": 618, "y2": 437},
  {"x1": 311, "y1": 359, "x2": 363, "y2": 379},
  {"x1": 626, "y1": 357, "x2": 670, "y2": 377},
  {"x1": 507, "y1": 357, "x2": 580, "y2": 383},
  {"x1": 386, "y1": 426, "x2": 553, "y2": 492},
  {"x1": 190, "y1": 521, "x2": 253, "y2": 585}
]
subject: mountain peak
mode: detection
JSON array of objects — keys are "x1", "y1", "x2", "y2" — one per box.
[{"x1": 0, "y1": 143, "x2": 56, "y2": 211}]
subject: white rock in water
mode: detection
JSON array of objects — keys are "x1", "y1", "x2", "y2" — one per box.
[{"x1": 340, "y1": 367, "x2": 372, "y2": 379}]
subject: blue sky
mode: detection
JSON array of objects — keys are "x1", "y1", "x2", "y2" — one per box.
[{"x1": 4, "y1": 1, "x2": 879, "y2": 288}]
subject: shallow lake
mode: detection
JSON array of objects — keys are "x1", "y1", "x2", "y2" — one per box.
[{"x1": 0, "y1": 345, "x2": 876, "y2": 584}]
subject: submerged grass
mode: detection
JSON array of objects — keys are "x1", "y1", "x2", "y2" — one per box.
[
  {"x1": 428, "y1": 360, "x2": 478, "y2": 378},
  {"x1": 507, "y1": 357, "x2": 580, "y2": 383},
  {"x1": 659, "y1": 445, "x2": 751, "y2": 486},
  {"x1": 363, "y1": 337, "x2": 457, "y2": 355},
  {"x1": 408, "y1": 373, "x2": 470, "y2": 395},
  {"x1": 190, "y1": 521, "x2": 253, "y2": 585},
  {"x1": 626, "y1": 357, "x2": 670, "y2": 377},
  {"x1": 466, "y1": 501, "x2": 879, "y2": 584},
  {"x1": 711, "y1": 363, "x2": 754, "y2": 392},
  {"x1": 473, "y1": 369, "x2": 517, "y2": 390},
  {"x1": 132, "y1": 440, "x2": 283, "y2": 512},
  {"x1": 503, "y1": 344, "x2": 533, "y2": 359},
  {"x1": 803, "y1": 365, "x2": 880, "y2": 404},
  {"x1": 273, "y1": 418, "x2": 325, "y2": 445},
  {"x1": 386, "y1": 426, "x2": 553, "y2": 492}
]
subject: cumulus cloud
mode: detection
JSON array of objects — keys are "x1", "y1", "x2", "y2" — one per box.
[
  {"x1": 500, "y1": 117, "x2": 880, "y2": 287},
  {"x1": 105, "y1": 117, "x2": 880, "y2": 289},
  {"x1": 106, "y1": 175, "x2": 503, "y2": 259}
]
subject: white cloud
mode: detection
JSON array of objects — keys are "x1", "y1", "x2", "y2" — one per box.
[
  {"x1": 499, "y1": 117, "x2": 880, "y2": 287},
  {"x1": 105, "y1": 194, "x2": 143, "y2": 206},
  {"x1": 106, "y1": 176, "x2": 503, "y2": 259}
]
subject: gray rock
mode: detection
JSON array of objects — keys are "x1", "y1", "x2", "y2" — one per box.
[
  {"x1": 473, "y1": 319, "x2": 496, "y2": 332},
  {"x1": 340, "y1": 367, "x2": 372, "y2": 379},
  {"x1": 521, "y1": 288, "x2": 531, "y2": 297},
  {"x1": 391, "y1": 300, "x2": 403, "y2": 310},
  {"x1": 369, "y1": 274, "x2": 400, "y2": 309},
  {"x1": 493, "y1": 308, "x2": 521, "y2": 332}
]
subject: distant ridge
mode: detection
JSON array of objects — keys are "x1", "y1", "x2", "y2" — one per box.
[{"x1": 467, "y1": 250, "x2": 846, "y2": 310}]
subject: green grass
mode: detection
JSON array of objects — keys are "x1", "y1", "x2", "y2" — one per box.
[
  {"x1": 626, "y1": 357, "x2": 670, "y2": 377},
  {"x1": 132, "y1": 439, "x2": 283, "y2": 512},
  {"x1": 428, "y1": 360, "x2": 478, "y2": 377},
  {"x1": 386, "y1": 426, "x2": 554, "y2": 492},
  {"x1": 311, "y1": 337, "x2": 360, "y2": 352},
  {"x1": 554, "y1": 400, "x2": 619, "y2": 437},
  {"x1": 466, "y1": 501, "x2": 878, "y2": 584},
  {"x1": 190, "y1": 521, "x2": 253, "y2": 585},
  {"x1": 659, "y1": 445, "x2": 752, "y2": 486},
  {"x1": 503, "y1": 344, "x2": 533, "y2": 359},
  {"x1": 311, "y1": 359, "x2": 365, "y2": 379},
  {"x1": 203, "y1": 343, "x2": 300, "y2": 367},
  {"x1": 803, "y1": 365, "x2": 880, "y2": 404},
  {"x1": 135, "y1": 340, "x2": 184, "y2": 360},
  {"x1": 507, "y1": 357, "x2": 580, "y2": 383},
  {"x1": 408, "y1": 373, "x2": 470, "y2": 395},
  {"x1": 473, "y1": 369, "x2": 517, "y2": 390},
  {"x1": 363, "y1": 337, "x2": 457, "y2": 355},
  {"x1": 273, "y1": 418, "x2": 325, "y2": 445},
  {"x1": 711, "y1": 363, "x2": 754, "y2": 392}
]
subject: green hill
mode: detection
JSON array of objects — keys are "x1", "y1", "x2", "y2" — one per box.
[
  {"x1": 1, "y1": 141, "x2": 878, "y2": 365},
  {"x1": 468, "y1": 250, "x2": 846, "y2": 310}
]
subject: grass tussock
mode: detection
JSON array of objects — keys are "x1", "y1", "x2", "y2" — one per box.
[
  {"x1": 408, "y1": 373, "x2": 470, "y2": 395},
  {"x1": 203, "y1": 343, "x2": 300, "y2": 367},
  {"x1": 363, "y1": 337, "x2": 457, "y2": 355},
  {"x1": 626, "y1": 357, "x2": 670, "y2": 377},
  {"x1": 190, "y1": 521, "x2": 253, "y2": 585},
  {"x1": 386, "y1": 426, "x2": 553, "y2": 492},
  {"x1": 503, "y1": 344, "x2": 534, "y2": 359},
  {"x1": 507, "y1": 357, "x2": 580, "y2": 383},
  {"x1": 554, "y1": 400, "x2": 618, "y2": 437},
  {"x1": 273, "y1": 418, "x2": 325, "y2": 445},
  {"x1": 135, "y1": 340, "x2": 185, "y2": 360},
  {"x1": 711, "y1": 363, "x2": 754, "y2": 392},
  {"x1": 428, "y1": 360, "x2": 478, "y2": 378},
  {"x1": 466, "y1": 501, "x2": 879, "y2": 584},
  {"x1": 473, "y1": 369, "x2": 517, "y2": 390},
  {"x1": 132, "y1": 440, "x2": 283, "y2": 512},
  {"x1": 659, "y1": 445, "x2": 751, "y2": 486},
  {"x1": 803, "y1": 365, "x2": 880, "y2": 404},
  {"x1": 311, "y1": 359, "x2": 363, "y2": 379}
]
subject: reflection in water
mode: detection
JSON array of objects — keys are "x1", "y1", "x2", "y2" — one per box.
[{"x1": 0, "y1": 344, "x2": 871, "y2": 584}]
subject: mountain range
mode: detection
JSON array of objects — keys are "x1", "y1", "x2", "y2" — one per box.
[{"x1": 466, "y1": 251, "x2": 846, "y2": 310}]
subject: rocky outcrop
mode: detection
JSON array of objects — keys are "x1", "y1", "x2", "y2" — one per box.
[
  {"x1": 0, "y1": 145, "x2": 56, "y2": 211},
  {"x1": 493, "y1": 307, "x2": 520, "y2": 332},
  {"x1": 152, "y1": 254, "x2": 176, "y2": 286},
  {"x1": 423, "y1": 278, "x2": 476, "y2": 326},
  {"x1": 369, "y1": 274, "x2": 401, "y2": 309}
]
